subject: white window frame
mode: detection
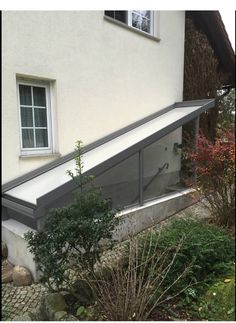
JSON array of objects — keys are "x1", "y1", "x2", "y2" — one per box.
[
  {"x1": 17, "y1": 79, "x2": 53, "y2": 156},
  {"x1": 128, "y1": 11, "x2": 154, "y2": 36}
]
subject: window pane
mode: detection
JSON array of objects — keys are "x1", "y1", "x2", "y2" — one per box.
[
  {"x1": 132, "y1": 13, "x2": 142, "y2": 29},
  {"x1": 141, "y1": 11, "x2": 151, "y2": 19},
  {"x1": 20, "y1": 107, "x2": 33, "y2": 127},
  {"x1": 33, "y1": 87, "x2": 46, "y2": 106},
  {"x1": 105, "y1": 11, "x2": 115, "y2": 18},
  {"x1": 133, "y1": 11, "x2": 150, "y2": 19},
  {"x1": 105, "y1": 11, "x2": 127, "y2": 23},
  {"x1": 141, "y1": 18, "x2": 150, "y2": 33},
  {"x1": 94, "y1": 153, "x2": 139, "y2": 208},
  {"x1": 114, "y1": 11, "x2": 127, "y2": 23},
  {"x1": 35, "y1": 129, "x2": 48, "y2": 147},
  {"x1": 132, "y1": 11, "x2": 151, "y2": 33},
  {"x1": 19, "y1": 85, "x2": 32, "y2": 105},
  {"x1": 34, "y1": 108, "x2": 47, "y2": 127},
  {"x1": 22, "y1": 129, "x2": 34, "y2": 148}
]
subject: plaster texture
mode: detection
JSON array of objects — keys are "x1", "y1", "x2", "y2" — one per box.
[{"x1": 2, "y1": 11, "x2": 185, "y2": 183}]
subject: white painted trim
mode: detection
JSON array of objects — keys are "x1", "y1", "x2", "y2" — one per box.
[
  {"x1": 153, "y1": 11, "x2": 160, "y2": 39},
  {"x1": 49, "y1": 80, "x2": 58, "y2": 154}
]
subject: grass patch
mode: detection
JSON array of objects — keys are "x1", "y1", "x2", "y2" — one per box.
[{"x1": 197, "y1": 266, "x2": 235, "y2": 321}]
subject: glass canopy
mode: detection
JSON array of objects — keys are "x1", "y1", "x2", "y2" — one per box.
[{"x1": 4, "y1": 99, "x2": 214, "y2": 208}]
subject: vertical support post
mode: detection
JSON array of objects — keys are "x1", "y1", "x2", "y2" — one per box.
[
  {"x1": 194, "y1": 116, "x2": 200, "y2": 182},
  {"x1": 139, "y1": 149, "x2": 144, "y2": 206}
]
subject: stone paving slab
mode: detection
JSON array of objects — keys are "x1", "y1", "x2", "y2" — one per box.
[
  {"x1": 1, "y1": 202, "x2": 210, "y2": 321},
  {"x1": 1, "y1": 282, "x2": 48, "y2": 321}
]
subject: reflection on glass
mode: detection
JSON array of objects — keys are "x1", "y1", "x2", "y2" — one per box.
[
  {"x1": 94, "y1": 153, "x2": 139, "y2": 208},
  {"x1": 143, "y1": 135, "x2": 181, "y2": 202},
  {"x1": 132, "y1": 11, "x2": 151, "y2": 33},
  {"x1": 141, "y1": 19, "x2": 150, "y2": 33},
  {"x1": 132, "y1": 13, "x2": 142, "y2": 29}
]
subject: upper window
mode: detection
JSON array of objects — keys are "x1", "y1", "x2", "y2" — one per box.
[
  {"x1": 17, "y1": 80, "x2": 52, "y2": 155},
  {"x1": 105, "y1": 11, "x2": 154, "y2": 35}
]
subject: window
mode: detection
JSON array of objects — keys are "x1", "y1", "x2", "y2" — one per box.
[
  {"x1": 105, "y1": 11, "x2": 127, "y2": 24},
  {"x1": 105, "y1": 10, "x2": 154, "y2": 35},
  {"x1": 17, "y1": 80, "x2": 52, "y2": 155}
]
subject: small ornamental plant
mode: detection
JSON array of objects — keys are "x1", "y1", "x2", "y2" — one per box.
[
  {"x1": 187, "y1": 129, "x2": 235, "y2": 228},
  {"x1": 25, "y1": 140, "x2": 119, "y2": 291}
]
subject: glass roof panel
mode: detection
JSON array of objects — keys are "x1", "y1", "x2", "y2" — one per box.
[{"x1": 4, "y1": 104, "x2": 207, "y2": 205}]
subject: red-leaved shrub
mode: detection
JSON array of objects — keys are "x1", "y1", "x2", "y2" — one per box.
[{"x1": 187, "y1": 128, "x2": 235, "y2": 228}]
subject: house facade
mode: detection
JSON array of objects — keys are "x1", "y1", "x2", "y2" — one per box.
[
  {"x1": 2, "y1": 11, "x2": 185, "y2": 184},
  {"x1": 2, "y1": 10, "x2": 234, "y2": 280}
]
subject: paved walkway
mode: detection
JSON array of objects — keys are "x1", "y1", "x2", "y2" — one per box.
[
  {"x1": 1, "y1": 202, "x2": 210, "y2": 321},
  {"x1": 2, "y1": 282, "x2": 48, "y2": 321}
]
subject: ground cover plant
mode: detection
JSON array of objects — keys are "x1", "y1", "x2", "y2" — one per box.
[
  {"x1": 197, "y1": 265, "x2": 235, "y2": 321},
  {"x1": 71, "y1": 218, "x2": 235, "y2": 320}
]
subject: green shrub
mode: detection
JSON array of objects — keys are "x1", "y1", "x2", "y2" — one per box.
[
  {"x1": 72, "y1": 218, "x2": 234, "y2": 320},
  {"x1": 25, "y1": 141, "x2": 118, "y2": 291},
  {"x1": 133, "y1": 218, "x2": 235, "y2": 296}
]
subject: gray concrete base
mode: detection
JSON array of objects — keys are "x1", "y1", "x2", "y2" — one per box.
[
  {"x1": 2, "y1": 188, "x2": 194, "y2": 281},
  {"x1": 114, "y1": 188, "x2": 194, "y2": 241}
]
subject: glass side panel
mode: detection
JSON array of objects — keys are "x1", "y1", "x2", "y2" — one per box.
[
  {"x1": 143, "y1": 129, "x2": 182, "y2": 202},
  {"x1": 94, "y1": 153, "x2": 139, "y2": 209}
]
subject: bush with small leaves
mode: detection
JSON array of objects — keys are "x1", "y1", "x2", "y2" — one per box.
[
  {"x1": 134, "y1": 218, "x2": 235, "y2": 296},
  {"x1": 25, "y1": 141, "x2": 119, "y2": 292}
]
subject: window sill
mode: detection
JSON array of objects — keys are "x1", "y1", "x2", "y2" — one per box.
[
  {"x1": 19, "y1": 153, "x2": 61, "y2": 159},
  {"x1": 104, "y1": 15, "x2": 160, "y2": 42}
]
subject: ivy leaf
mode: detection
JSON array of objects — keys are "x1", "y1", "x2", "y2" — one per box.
[{"x1": 76, "y1": 306, "x2": 86, "y2": 317}]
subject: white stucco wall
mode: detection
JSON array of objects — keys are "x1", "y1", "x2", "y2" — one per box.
[{"x1": 2, "y1": 11, "x2": 185, "y2": 183}]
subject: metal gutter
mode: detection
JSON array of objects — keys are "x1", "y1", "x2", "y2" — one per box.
[{"x1": 2, "y1": 198, "x2": 35, "y2": 217}]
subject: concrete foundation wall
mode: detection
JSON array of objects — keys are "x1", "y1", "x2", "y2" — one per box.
[
  {"x1": 114, "y1": 189, "x2": 193, "y2": 241},
  {"x1": 2, "y1": 189, "x2": 193, "y2": 281},
  {"x1": 2, "y1": 219, "x2": 40, "y2": 281}
]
